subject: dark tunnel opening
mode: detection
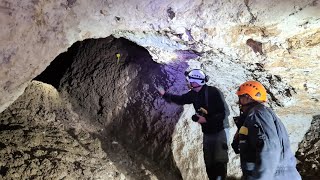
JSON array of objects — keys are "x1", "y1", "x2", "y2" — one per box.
[
  {"x1": 34, "y1": 36, "x2": 187, "y2": 179},
  {"x1": 35, "y1": 41, "x2": 80, "y2": 89}
]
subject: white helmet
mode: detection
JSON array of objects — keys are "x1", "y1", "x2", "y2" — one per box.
[{"x1": 185, "y1": 69, "x2": 208, "y2": 86}]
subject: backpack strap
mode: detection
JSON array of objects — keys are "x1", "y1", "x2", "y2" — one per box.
[{"x1": 205, "y1": 85, "x2": 209, "y2": 108}]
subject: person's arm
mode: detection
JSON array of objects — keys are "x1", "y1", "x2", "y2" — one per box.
[
  {"x1": 157, "y1": 86, "x2": 193, "y2": 105},
  {"x1": 231, "y1": 131, "x2": 240, "y2": 154},
  {"x1": 246, "y1": 110, "x2": 281, "y2": 180},
  {"x1": 163, "y1": 92, "x2": 193, "y2": 105},
  {"x1": 231, "y1": 115, "x2": 246, "y2": 154}
]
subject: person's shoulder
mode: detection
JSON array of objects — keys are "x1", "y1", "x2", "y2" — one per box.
[
  {"x1": 207, "y1": 85, "x2": 225, "y2": 96},
  {"x1": 248, "y1": 104, "x2": 273, "y2": 121},
  {"x1": 207, "y1": 85, "x2": 220, "y2": 92},
  {"x1": 249, "y1": 104, "x2": 266, "y2": 114}
]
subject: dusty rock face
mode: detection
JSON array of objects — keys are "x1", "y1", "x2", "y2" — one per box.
[
  {"x1": 0, "y1": 81, "x2": 119, "y2": 179},
  {"x1": 36, "y1": 36, "x2": 185, "y2": 179},
  {"x1": 1, "y1": 0, "x2": 319, "y2": 113},
  {"x1": 0, "y1": 81, "x2": 183, "y2": 180},
  {"x1": 34, "y1": 36, "x2": 314, "y2": 179},
  {"x1": 60, "y1": 37, "x2": 186, "y2": 172},
  {"x1": 296, "y1": 115, "x2": 320, "y2": 179},
  {"x1": 1, "y1": 0, "x2": 320, "y2": 179}
]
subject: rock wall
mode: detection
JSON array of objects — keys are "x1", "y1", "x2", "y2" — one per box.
[
  {"x1": 296, "y1": 115, "x2": 320, "y2": 178},
  {"x1": 1, "y1": 0, "x2": 319, "y2": 113},
  {"x1": 37, "y1": 36, "x2": 187, "y2": 178},
  {"x1": 0, "y1": 81, "x2": 183, "y2": 179},
  {"x1": 0, "y1": 81, "x2": 119, "y2": 179},
  {"x1": 61, "y1": 37, "x2": 184, "y2": 166},
  {"x1": 34, "y1": 35, "x2": 315, "y2": 179}
]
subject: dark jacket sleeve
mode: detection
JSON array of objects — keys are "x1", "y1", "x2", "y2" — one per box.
[
  {"x1": 206, "y1": 87, "x2": 230, "y2": 125},
  {"x1": 246, "y1": 109, "x2": 281, "y2": 180},
  {"x1": 162, "y1": 91, "x2": 193, "y2": 105}
]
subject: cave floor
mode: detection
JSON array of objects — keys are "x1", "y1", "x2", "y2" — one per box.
[{"x1": 0, "y1": 81, "x2": 176, "y2": 180}]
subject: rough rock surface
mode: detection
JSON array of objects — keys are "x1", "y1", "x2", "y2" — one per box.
[
  {"x1": 0, "y1": 81, "x2": 119, "y2": 179},
  {"x1": 1, "y1": 79, "x2": 317, "y2": 179},
  {"x1": 0, "y1": 81, "x2": 179, "y2": 180},
  {"x1": 34, "y1": 36, "x2": 313, "y2": 179},
  {"x1": 61, "y1": 37, "x2": 186, "y2": 173},
  {"x1": 1, "y1": 0, "x2": 319, "y2": 114},
  {"x1": 36, "y1": 36, "x2": 184, "y2": 179},
  {"x1": 296, "y1": 115, "x2": 320, "y2": 179}
]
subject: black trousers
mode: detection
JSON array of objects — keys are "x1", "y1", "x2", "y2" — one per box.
[{"x1": 203, "y1": 129, "x2": 229, "y2": 180}]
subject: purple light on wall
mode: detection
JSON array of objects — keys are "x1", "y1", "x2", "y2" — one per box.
[{"x1": 174, "y1": 50, "x2": 201, "y2": 60}]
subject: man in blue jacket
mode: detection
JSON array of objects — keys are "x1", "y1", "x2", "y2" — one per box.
[
  {"x1": 158, "y1": 69, "x2": 230, "y2": 180},
  {"x1": 232, "y1": 80, "x2": 301, "y2": 180}
]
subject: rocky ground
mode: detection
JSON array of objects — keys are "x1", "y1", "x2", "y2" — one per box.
[
  {"x1": 0, "y1": 81, "x2": 178, "y2": 180},
  {"x1": 296, "y1": 115, "x2": 320, "y2": 179}
]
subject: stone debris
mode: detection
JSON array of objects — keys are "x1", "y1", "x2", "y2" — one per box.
[
  {"x1": 296, "y1": 115, "x2": 320, "y2": 179},
  {"x1": 0, "y1": 81, "x2": 177, "y2": 179}
]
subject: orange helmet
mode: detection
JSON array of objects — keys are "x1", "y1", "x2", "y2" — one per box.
[{"x1": 236, "y1": 81, "x2": 267, "y2": 102}]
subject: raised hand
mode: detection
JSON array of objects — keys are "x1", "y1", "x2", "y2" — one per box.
[{"x1": 156, "y1": 86, "x2": 165, "y2": 96}]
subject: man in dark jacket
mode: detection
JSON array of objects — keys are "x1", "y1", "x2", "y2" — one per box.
[
  {"x1": 232, "y1": 80, "x2": 301, "y2": 180},
  {"x1": 157, "y1": 69, "x2": 230, "y2": 180}
]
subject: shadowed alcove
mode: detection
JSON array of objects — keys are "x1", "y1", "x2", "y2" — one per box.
[{"x1": 35, "y1": 36, "x2": 188, "y2": 179}]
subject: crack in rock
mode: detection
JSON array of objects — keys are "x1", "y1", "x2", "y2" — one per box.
[{"x1": 244, "y1": 0, "x2": 257, "y2": 24}]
